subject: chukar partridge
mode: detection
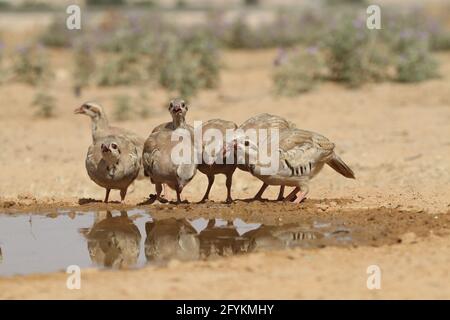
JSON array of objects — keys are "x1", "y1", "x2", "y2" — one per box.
[
  {"x1": 85, "y1": 135, "x2": 141, "y2": 203},
  {"x1": 234, "y1": 128, "x2": 355, "y2": 204},
  {"x1": 145, "y1": 218, "x2": 199, "y2": 262},
  {"x1": 143, "y1": 99, "x2": 197, "y2": 203},
  {"x1": 236, "y1": 113, "x2": 296, "y2": 201},
  {"x1": 152, "y1": 98, "x2": 190, "y2": 133},
  {"x1": 86, "y1": 211, "x2": 141, "y2": 268},
  {"x1": 75, "y1": 101, "x2": 144, "y2": 145},
  {"x1": 197, "y1": 119, "x2": 238, "y2": 203},
  {"x1": 75, "y1": 101, "x2": 145, "y2": 179}
]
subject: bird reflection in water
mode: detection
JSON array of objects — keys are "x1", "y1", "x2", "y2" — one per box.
[
  {"x1": 83, "y1": 212, "x2": 327, "y2": 268},
  {"x1": 145, "y1": 218, "x2": 200, "y2": 262},
  {"x1": 144, "y1": 217, "x2": 324, "y2": 262},
  {"x1": 84, "y1": 211, "x2": 141, "y2": 269},
  {"x1": 197, "y1": 219, "x2": 251, "y2": 258}
]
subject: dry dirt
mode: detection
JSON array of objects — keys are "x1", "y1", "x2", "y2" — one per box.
[{"x1": 1, "y1": 46, "x2": 450, "y2": 299}]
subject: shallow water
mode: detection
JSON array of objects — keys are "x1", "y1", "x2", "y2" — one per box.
[{"x1": 0, "y1": 209, "x2": 353, "y2": 276}]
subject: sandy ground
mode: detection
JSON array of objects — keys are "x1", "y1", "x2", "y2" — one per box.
[{"x1": 1, "y1": 48, "x2": 450, "y2": 299}]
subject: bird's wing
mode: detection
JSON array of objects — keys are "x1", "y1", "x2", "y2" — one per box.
[
  {"x1": 117, "y1": 137, "x2": 141, "y2": 175},
  {"x1": 142, "y1": 134, "x2": 160, "y2": 176},
  {"x1": 239, "y1": 113, "x2": 291, "y2": 131},
  {"x1": 85, "y1": 144, "x2": 100, "y2": 171},
  {"x1": 280, "y1": 129, "x2": 334, "y2": 176}
]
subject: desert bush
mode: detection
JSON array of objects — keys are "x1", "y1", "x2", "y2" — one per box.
[
  {"x1": 72, "y1": 39, "x2": 96, "y2": 96},
  {"x1": 31, "y1": 88, "x2": 56, "y2": 118},
  {"x1": 223, "y1": 15, "x2": 258, "y2": 49},
  {"x1": 243, "y1": 0, "x2": 260, "y2": 6},
  {"x1": 151, "y1": 31, "x2": 220, "y2": 98},
  {"x1": 136, "y1": 90, "x2": 153, "y2": 118},
  {"x1": 113, "y1": 95, "x2": 133, "y2": 121},
  {"x1": 186, "y1": 31, "x2": 221, "y2": 89},
  {"x1": 86, "y1": 0, "x2": 125, "y2": 6},
  {"x1": 393, "y1": 30, "x2": 438, "y2": 82},
  {"x1": 0, "y1": 1, "x2": 11, "y2": 9},
  {"x1": 95, "y1": 11, "x2": 168, "y2": 57},
  {"x1": 12, "y1": 43, "x2": 53, "y2": 86},
  {"x1": 0, "y1": 40, "x2": 5, "y2": 84},
  {"x1": 96, "y1": 17, "x2": 145, "y2": 53},
  {"x1": 430, "y1": 31, "x2": 450, "y2": 51},
  {"x1": 221, "y1": 8, "x2": 326, "y2": 49},
  {"x1": 97, "y1": 51, "x2": 147, "y2": 86},
  {"x1": 428, "y1": 21, "x2": 450, "y2": 51},
  {"x1": 39, "y1": 16, "x2": 76, "y2": 48},
  {"x1": 323, "y1": 15, "x2": 391, "y2": 86},
  {"x1": 273, "y1": 47, "x2": 324, "y2": 96}
]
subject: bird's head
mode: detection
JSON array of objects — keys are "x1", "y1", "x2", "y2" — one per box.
[
  {"x1": 223, "y1": 131, "x2": 259, "y2": 165},
  {"x1": 100, "y1": 139, "x2": 121, "y2": 163},
  {"x1": 74, "y1": 102, "x2": 104, "y2": 119},
  {"x1": 168, "y1": 98, "x2": 188, "y2": 119}
]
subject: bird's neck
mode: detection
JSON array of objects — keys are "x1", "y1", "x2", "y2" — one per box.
[
  {"x1": 172, "y1": 114, "x2": 186, "y2": 129},
  {"x1": 102, "y1": 153, "x2": 120, "y2": 168},
  {"x1": 92, "y1": 115, "x2": 110, "y2": 140}
]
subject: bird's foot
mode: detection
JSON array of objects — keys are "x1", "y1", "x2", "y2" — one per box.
[
  {"x1": 147, "y1": 194, "x2": 169, "y2": 204},
  {"x1": 146, "y1": 194, "x2": 158, "y2": 204},
  {"x1": 291, "y1": 192, "x2": 307, "y2": 204},
  {"x1": 225, "y1": 197, "x2": 233, "y2": 204},
  {"x1": 253, "y1": 196, "x2": 268, "y2": 202},
  {"x1": 197, "y1": 198, "x2": 210, "y2": 204},
  {"x1": 158, "y1": 197, "x2": 169, "y2": 204}
]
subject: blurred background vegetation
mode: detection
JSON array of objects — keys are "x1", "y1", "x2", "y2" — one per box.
[{"x1": 0, "y1": 0, "x2": 449, "y2": 118}]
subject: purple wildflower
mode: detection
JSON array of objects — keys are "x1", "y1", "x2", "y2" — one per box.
[
  {"x1": 352, "y1": 17, "x2": 365, "y2": 29},
  {"x1": 306, "y1": 46, "x2": 318, "y2": 55}
]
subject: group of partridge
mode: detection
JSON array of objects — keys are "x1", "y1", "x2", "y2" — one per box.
[{"x1": 75, "y1": 99, "x2": 355, "y2": 205}]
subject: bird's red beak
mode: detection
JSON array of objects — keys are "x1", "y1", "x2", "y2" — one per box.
[
  {"x1": 74, "y1": 106, "x2": 85, "y2": 114},
  {"x1": 101, "y1": 144, "x2": 110, "y2": 153}
]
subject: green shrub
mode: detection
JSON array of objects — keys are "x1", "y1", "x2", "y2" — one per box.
[
  {"x1": 31, "y1": 89, "x2": 56, "y2": 118},
  {"x1": 430, "y1": 31, "x2": 450, "y2": 51},
  {"x1": 393, "y1": 30, "x2": 438, "y2": 82},
  {"x1": 186, "y1": 32, "x2": 220, "y2": 89},
  {"x1": 136, "y1": 90, "x2": 153, "y2": 118},
  {"x1": 97, "y1": 52, "x2": 146, "y2": 86},
  {"x1": 273, "y1": 47, "x2": 324, "y2": 95},
  {"x1": 151, "y1": 31, "x2": 220, "y2": 98},
  {"x1": 12, "y1": 44, "x2": 53, "y2": 86},
  {"x1": 0, "y1": 40, "x2": 4, "y2": 83},
  {"x1": 86, "y1": 0, "x2": 125, "y2": 6},
  {"x1": 39, "y1": 16, "x2": 75, "y2": 48},
  {"x1": 73, "y1": 39, "x2": 96, "y2": 95},
  {"x1": 243, "y1": 0, "x2": 260, "y2": 6},
  {"x1": 428, "y1": 22, "x2": 450, "y2": 51},
  {"x1": 324, "y1": 15, "x2": 391, "y2": 86},
  {"x1": 113, "y1": 95, "x2": 133, "y2": 121}
]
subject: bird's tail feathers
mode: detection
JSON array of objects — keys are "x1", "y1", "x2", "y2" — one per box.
[{"x1": 327, "y1": 154, "x2": 355, "y2": 179}]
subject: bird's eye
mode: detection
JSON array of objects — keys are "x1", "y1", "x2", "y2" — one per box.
[
  {"x1": 111, "y1": 144, "x2": 117, "y2": 149},
  {"x1": 181, "y1": 102, "x2": 185, "y2": 108},
  {"x1": 85, "y1": 105, "x2": 91, "y2": 110},
  {"x1": 169, "y1": 102, "x2": 173, "y2": 109},
  {"x1": 244, "y1": 141, "x2": 250, "y2": 146}
]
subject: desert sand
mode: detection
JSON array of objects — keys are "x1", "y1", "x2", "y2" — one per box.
[{"x1": 0, "y1": 48, "x2": 450, "y2": 299}]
